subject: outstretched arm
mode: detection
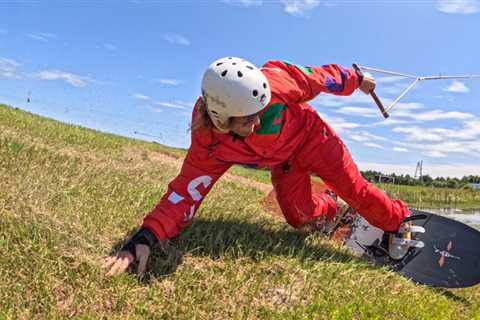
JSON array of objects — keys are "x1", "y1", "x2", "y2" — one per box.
[
  {"x1": 142, "y1": 142, "x2": 231, "y2": 240},
  {"x1": 104, "y1": 102, "x2": 232, "y2": 275},
  {"x1": 262, "y1": 60, "x2": 373, "y2": 103}
]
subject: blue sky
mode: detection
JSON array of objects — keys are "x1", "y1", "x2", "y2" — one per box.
[{"x1": 1, "y1": 0, "x2": 479, "y2": 177}]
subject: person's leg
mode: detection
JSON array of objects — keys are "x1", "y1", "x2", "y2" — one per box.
[
  {"x1": 270, "y1": 163, "x2": 337, "y2": 229},
  {"x1": 307, "y1": 120, "x2": 410, "y2": 232}
]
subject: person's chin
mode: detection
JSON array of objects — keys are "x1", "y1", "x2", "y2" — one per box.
[
  {"x1": 244, "y1": 128, "x2": 256, "y2": 137},
  {"x1": 234, "y1": 126, "x2": 255, "y2": 137}
]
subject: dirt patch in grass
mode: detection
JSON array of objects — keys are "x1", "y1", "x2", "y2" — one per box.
[{"x1": 261, "y1": 179, "x2": 326, "y2": 219}]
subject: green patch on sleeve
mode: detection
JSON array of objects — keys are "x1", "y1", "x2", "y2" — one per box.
[
  {"x1": 283, "y1": 60, "x2": 313, "y2": 74},
  {"x1": 256, "y1": 103, "x2": 286, "y2": 135}
]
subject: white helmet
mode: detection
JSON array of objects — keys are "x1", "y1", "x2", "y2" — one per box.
[{"x1": 201, "y1": 57, "x2": 271, "y2": 131}]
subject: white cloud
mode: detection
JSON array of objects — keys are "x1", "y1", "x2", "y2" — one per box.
[
  {"x1": 34, "y1": 69, "x2": 90, "y2": 87},
  {"x1": 0, "y1": 57, "x2": 22, "y2": 79},
  {"x1": 163, "y1": 33, "x2": 190, "y2": 46},
  {"x1": 281, "y1": 0, "x2": 320, "y2": 16},
  {"x1": 350, "y1": 134, "x2": 370, "y2": 143},
  {"x1": 318, "y1": 114, "x2": 362, "y2": 133},
  {"x1": 350, "y1": 131, "x2": 388, "y2": 143},
  {"x1": 436, "y1": 0, "x2": 479, "y2": 14},
  {"x1": 394, "y1": 109, "x2": 474, "y2": 121},
  {"x1": 372, "y1": 119, "x2": 414, "y2": 126},
  {"x1": 443, "y1": 80, "x2": 470, "y2": 93},
  {"x1": 459, "y1": 119, "x2": 480, "y2": 139},
  {"x1": 313, "y1": 91, "x2": 374, "y2": 108},
  {"x1": 314, "y1": 85, "x2": 480, "y2": 163},
  {"x1": 334, "y1": 106, "x2": 379, "y2": 118},
  {"x1": 395, "y1": 139, "x2": 480, "y2": 158},
  {"x1": 133, "y1": 93, "x2": 151, "y2": 100},
  {"x1": 173, "y1": 100, "x2": 195, "y2": 108},
  {"x1": 377, "y1": 76, "x2": 404, "y2": 84},
  {"x1": 222, "y1": 0, "x2": 263, "y2": 6},
  {"x1": 424, "y1": 151, "x2": 448, "y2": 158},
  {"x1": 363, "y1": 142, "x2": 385, "y2": 149},
  {"x1": 393, "y1": 120, "x2": 480, "y2": 143},
  {"x1": 0, "y1": 58, "x2": 21, "y2": 71},
  {"x1": 371, "y1": 118, "x2": 415, "y2": 127},
  {"x1": 28, "y1": 32, "x2": 57, "y2": 42},
  {"x1": 104, "y1": 43, "x2": 117, "y2": 51},
  {"x1": 383, "y1": 83, "x2": 411, "y2": 95},
  {"x1": 155, "y1": 102, "x2": 187, "y2": 109},
  {"x1": 416, "y1": 110, "x2": 474, "y2": 121},
  {"x1": 368, "y1": 76, "x2": 415, "y2": 98},
  {"x1": 157, "y1": 78, "x2": 181, "y2": 86},
  {"x1": 393, "y1": 102, "x2": 424, "y2": 111},
  {"x1": 393, "y1": 126, "x2": 447, "y2": 142}
]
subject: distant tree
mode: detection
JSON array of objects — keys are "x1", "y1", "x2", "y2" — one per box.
[{"x1": 359, "y1": 171, "x2": 480, "y2": 190}]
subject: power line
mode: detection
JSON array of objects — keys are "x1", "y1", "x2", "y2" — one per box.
[
  {"x1": 133, "y1": 130, "x2": 163, "y2": 140},
  {"x1": 0, "y1": 91, "x2": 189, "y2": 144}
]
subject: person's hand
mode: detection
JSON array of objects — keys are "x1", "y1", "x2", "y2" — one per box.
[
  {"x1": 103, "y1": 244, "x2": 151, "y2": 276},
  {"x1": 103, "y1": 227, "x2": 158, "y2": 276},
  {"x1": 359, "y1": 72, "x2": 376, "y2": 94}
]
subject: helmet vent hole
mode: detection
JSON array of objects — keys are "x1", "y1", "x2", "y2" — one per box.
[
  {"x1": 263, "y1": 83, "x2": 267, "y2": 89},
  {"x1": 246, "y1": 66, "x2": 254, "y2": 70},
  {"x1": 237, "y1": 71, "x2": 243, "y2": 77},
  {"x1": 252, "y1": 90, "x2": 258, "y2": 97},
  {"x1": 260, "y1": 94, "x2": 267, "y2": 103},
  {"x1": 221, "y1": 70, "x2": 228, "y2": 77},
  {"x1": 216, "y1": 62, "x2": 223, "y2": 66}
]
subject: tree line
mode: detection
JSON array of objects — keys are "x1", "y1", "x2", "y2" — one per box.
[{"x1": 361, "y1": 171, "x2": 480, "y2": 189}]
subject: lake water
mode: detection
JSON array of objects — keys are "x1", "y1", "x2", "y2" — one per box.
[{"x1": 424, "y1": 208, "x2": 480, "y2": 230}]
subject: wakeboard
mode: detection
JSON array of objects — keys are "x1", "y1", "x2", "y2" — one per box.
[{"x1": 332, "y1": 209, "x2": 480, "y2": 288}]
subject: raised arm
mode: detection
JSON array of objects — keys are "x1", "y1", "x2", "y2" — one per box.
[{"x1": 261, "y1": 60, "x2": 361, "y2": 103}]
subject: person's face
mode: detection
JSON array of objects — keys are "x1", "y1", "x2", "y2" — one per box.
[{"x1": 229, "y1": 112, "x2": 262, "y2": 137}]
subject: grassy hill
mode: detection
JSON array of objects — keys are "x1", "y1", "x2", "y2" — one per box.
[{"x1": 1, "y1": 104, "x2": 480, "y2": 319}]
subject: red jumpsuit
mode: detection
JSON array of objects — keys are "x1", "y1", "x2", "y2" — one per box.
[{"x1": 142, "y1": 60, "x2": 410, "y2": 240}]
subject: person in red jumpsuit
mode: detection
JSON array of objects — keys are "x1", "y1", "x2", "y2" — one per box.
[{"x1": 104, "y1": 57, "x2": 414, "y2": 275}]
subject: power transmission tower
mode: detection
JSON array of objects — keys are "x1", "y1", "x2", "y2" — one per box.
[{"x1": 415, "y1": 160, "x2": 423, "y2": 182}]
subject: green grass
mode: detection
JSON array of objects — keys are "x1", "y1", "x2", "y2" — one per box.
[
  {"x1": 228, "y1": 167, "x2": 480, "y2": 211},
  {"x1": 229, "y1": 165, "x2": 272, "y2": 184},
  {"x1": 380, "y1": 183, "x2": 480, "y2": 211},
  {"x1": 2, "y1": 103, "x2": 480, "y2": 319}
]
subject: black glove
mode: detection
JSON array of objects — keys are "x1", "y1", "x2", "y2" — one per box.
[{"x1": 121, "y1": 227, "x2": 158, "y2": 261}]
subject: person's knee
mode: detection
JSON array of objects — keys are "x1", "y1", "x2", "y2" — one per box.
[
  {"x1": 279, "y1": 206, "x2": 303, "y2": 229},
  {"x1": 281, "y1": 205, "x2": 315, "y2": 229}
]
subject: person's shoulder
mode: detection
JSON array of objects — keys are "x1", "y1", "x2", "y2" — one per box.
[
  {"x1": 261, "y1": 60, "x2": 285, "y2": 73},
  {"x1": 261, "y1": 61, "x2": 293, "y2": 100},
  {"x1": 191, "y1": 96, "x2": 203, "y2": 118}
]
